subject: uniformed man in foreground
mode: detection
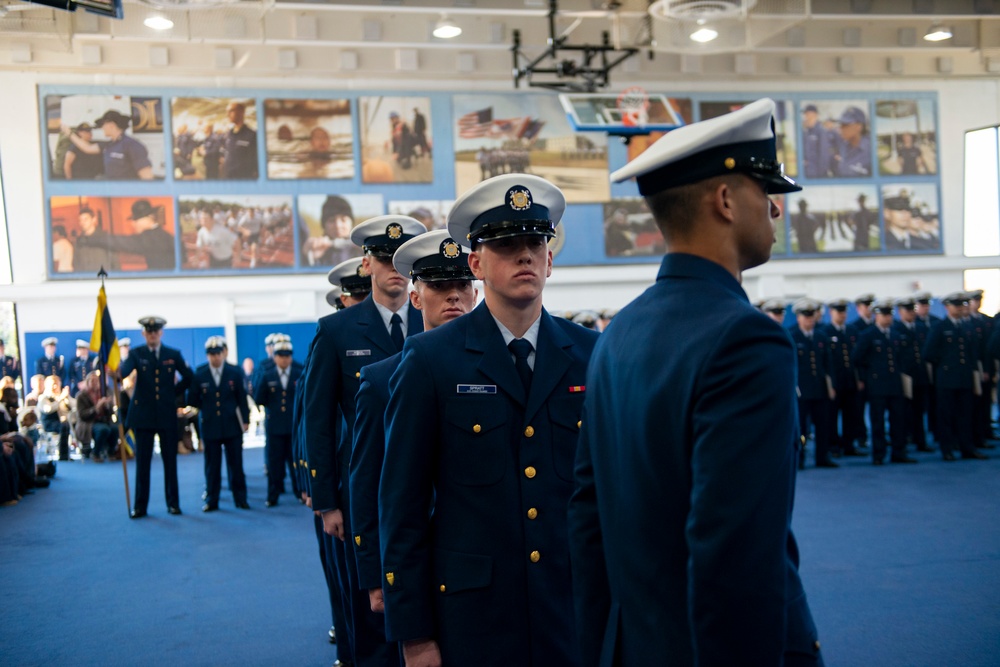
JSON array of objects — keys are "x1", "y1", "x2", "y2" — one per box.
[
  {"x1": 187, "y1": 336, "x2": 251, "y2": 512},
  {"x1": 254, "y1": 340, "x2": 302, "y2": 507},
  {"x1": 923, "y1": 292, "x2": 988, "y2": 461},
  {"x1": 349, "y1": 230, "x2": 478, "y2": 623},
  {"x1": 568, "y1": 99, "x2": 823, "y2": 666},
  {"x1": 121, "y1": 317, "x2": 194, "y2": 518},
  {"x1": 380, "y1": 174, "x2": 598, "y2": 667},
  {"x1": 303, "y1": 215, "x2": 426, "y2": 667}
]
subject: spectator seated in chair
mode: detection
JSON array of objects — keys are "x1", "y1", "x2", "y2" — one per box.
[
  {"x1": 37, "y1": 375, "x2": 73, "y2": 460},
  {"x1": 74, "y1": 371, "x2": 117, "y2": 462}
]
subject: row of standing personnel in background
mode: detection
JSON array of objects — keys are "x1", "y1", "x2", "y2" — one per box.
[{"x1": 759, "y1": 291, "x2": 999, "y2": 467}]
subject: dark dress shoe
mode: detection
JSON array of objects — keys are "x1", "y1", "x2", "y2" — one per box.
[
  {"x1": 915, "y1": 445, "x2": 934, "y2": 452},
  {"x1": 942, "y1": 451, "x2": 956, "y2": 461},
  {"x1": 202, "y1": 504, "x2": 218, "y2": 512},
  {"x1": 167, "y1": 506, "x2": 183, "y2": 515},
  {"x1": 891, "y1": 456, "x2": 918, "y2": 464},
  {"x1": 265, "y1": 500, "x2": 277, "y2": 508},
  {"x1": 328, "y1": 626, "x2": 336, "y2": 644},
  {"x1": 873, "y1": 459, "x2": 884, "y2": 465},
  {"x1": 130, "y1": 509, "x2": 147, "y2": 519},
  {"x1": 235, "y1": 501, "x2": 251, "y2": 510},
  {"x1": 816, "y1": 459, "x2": 840, "y2": 468},
  {"x1": 963, "y1": 451, "x2": 988, "y2": 460}
]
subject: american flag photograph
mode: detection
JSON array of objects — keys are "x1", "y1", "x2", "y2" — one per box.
[{"x1": 452, "y1": 93, "x2": 609, "y2": 204}]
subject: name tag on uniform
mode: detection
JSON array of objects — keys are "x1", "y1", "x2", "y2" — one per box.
[
  {"x1": 457, "y1": 384, "x2": 496, "y2": 394},
  {"x1": 346, "y1": 349, "x2": 371, "y2": 357}
]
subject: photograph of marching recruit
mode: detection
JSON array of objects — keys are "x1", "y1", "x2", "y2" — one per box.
[
  {"x1": 358, "y1": 96, "x2": 433, "y2": 184},
  {"x1": 785, "y1": 186, "x2": 881, "y2": 255},
  {"x1": 387, "y1": 200, "x2": 454, "y2": 231},
  {"x1": 798, "y1": 99, "x2": 873, "y2": 179},
  {"x1": 880, "y1": 183, "x2": 941, "y2": 252},
  {"x1": 453, "y1": 93, "x2": 610, "y2": 204},
  {"x1": 874, "y1": 99, "x2": 938, "y2": 176},
  {"x1": 44, "y1": 94, "x2": 166, "y2": 181},
  {"x1": 699, "y1": 100, "x2": 797, "y2": 177},
  {"x1": 264, "y1": 98, "x2": 355, "y2": 180},
  {"x1": 297, "y1": 193, "x2": 384, "y2": 267},
  {"x1": 177, "y1": 196, "x2": 294, "y2": 272},
  {"x1": 170, "y1": 97, "x2": 259, "y2": 180},
  {"x1": 48, "y1": 196, "x2": 176, "y2": 276}
]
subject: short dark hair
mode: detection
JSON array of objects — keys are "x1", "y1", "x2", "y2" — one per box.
[
  {"x1": 644, "y1": 177, "x2": 736, "y2": 241},
  {"x1": 53, "y1": 225, "x2": 67, "y2": 237},
  {"x1": 79, "y1": 207, "x2": 95, "y2": 217}
]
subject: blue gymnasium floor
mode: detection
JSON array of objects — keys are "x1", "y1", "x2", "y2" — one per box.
[{"x1": 1, "y1": 442, "x2": 999, "y2": 666}]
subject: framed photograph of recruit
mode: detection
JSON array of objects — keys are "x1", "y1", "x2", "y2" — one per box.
[
  {"x1": 43, "y1": 94, "x2": 166, "y2": 181},
  {"x1": 880, "y1": 184, "x2": 941, "y2": 252},
  {"x1": 699, "y1": 100, "x2": 797, "y2": 177},
  {"x1": 874, "y1": 99, "x2": 938, "y2": 176},
  {"x1": 601, "y1": 198, "x2": 663, "y2": 259},
  {"x1": 297, "y1": 193, "x2": 384, "y2": 268},
  {"x1": 178, "y1": 195, "x2": 294, "y2": 271},
  {"x1": 358, "y1": 96, "x2": 433, "y2": 184},
  {"x1": 798, "y1": 100, "x2": 873, "y2": 179},
  {"x1": 48, "y1": 196, "x2": 176, "y2": 275},
  {"x1": 453, "y1": 93, "x2": 610, "y2": 204},
  {"x1": 264, "y1": 98, "x2": 355, "y2": 180},
  {"x1": 170, "y1": 97, "x2": 259, "y2": 180},
  {"x1": 784, "y1": 185, "x2": 881, "y2": 254},
  {"x1": 387, "y1": 200, "x2": 454, "y2": 231}
]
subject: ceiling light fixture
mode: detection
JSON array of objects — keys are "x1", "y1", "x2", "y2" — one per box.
[
  {"x1": 433, "y1": 16, "x2": 462, "y2": 39},
  {"x1": 689, "y1": 20, "x2": 718, "y2": 44},
  {"x1": 144, "y1": 15, "x2": 174, "y2": 31},
  {"x1": 923, "y1": 24, "x2": 953, "y2": 42}
]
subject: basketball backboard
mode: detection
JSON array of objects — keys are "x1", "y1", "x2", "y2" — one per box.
[{"x1": 559, "y1": 91, "x2": 685, "y2": 136}]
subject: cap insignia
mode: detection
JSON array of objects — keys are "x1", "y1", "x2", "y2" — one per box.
[
  {"x1": 441, "y1": 239, "x2": 461, "y2": 260},
  {"x1": 356, "y1": 264, "x2": 368, "y2": 278},
  {"x1": 724, "y1": 157, "x2": 736, "y2": 169},
  {"x1": 387, "y1": 223, "x2": 403, "y2": 240},
  {"x1": 507, "y1": 187, "x2": 532, "y2": 212}
]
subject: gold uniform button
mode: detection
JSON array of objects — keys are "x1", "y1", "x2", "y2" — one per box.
[
  {"x1": 814, "y1": 641, "x2": 821, "y2": 651},
  {"x1": 524, "y1": 466, "x2": 536, "y2": 479},
  {"x1": 527, "y1": 508, "x2": 538, "y2": 520},
  {"x1": 281, "y1": 407, "x2": 286, "y2": 412},
  {"x1": 355, "y1": 536, "x2": 361, "y2": 546},
  {"x1": 529, "y1": 550, "x2": 540, "y2": 563},
  {"x1": 439, "y1": 584, "x2": 446, "y2": 592},
  {"x1": 473, "y1": 424, "x2": 481, "y2": 434},
  {"x1": 577, "y1": 420, "x2": 582, "y2": 429},
  {"x1": 355, "y1": 372, "x2": 361, "y2": 378},
  {"x1": 524, "y1": 426, "x2": 534, "y2": 438}
]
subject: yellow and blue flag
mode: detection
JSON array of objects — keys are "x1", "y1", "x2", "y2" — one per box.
[{"x1": 89, "y1": 285, "x2": 121, "y2": 372}]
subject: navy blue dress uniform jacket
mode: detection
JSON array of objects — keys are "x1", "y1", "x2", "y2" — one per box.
[
  {"x1": 789, "y1": 327, "x2": 833, "y2": 400},
  {"x1": 349, "y1": 353, "x2": 400, "y2": 591},
  {"x1": 379, "y1": 302, "x2": 598, "y2": 667},
  {"x1": 923, "y1": 319, "x2": 978, "y2": 389},
  {"x1": 892, "y1": 321, "x2": 930, "y2": 386},
  {"x1": 187, "y1": 362, "x2": 250, "y2": 440},
  {"x1": 120, "y1": 345, "x2": 193, "y2": 430},
  {"x1": 2, "y1": 354, "x2": 21, "y2": 382},
  {"x1": 852, "y1": 328, "x2": 904, "y2": 397},
  {"x1": 253, "y1": 362, "x2": 303, "y2": 436},
  {"x1": 35, "y1": 355, "x2": 66, "y2": 382},
  {"x1": 819, "y1": 323, "x2": 858, "y2": 391},
  {"x1": 567, "y1": 254, "x2": 820, "y2": 667},
  {"x1": 302, "y1": 295, "x2": 423, "y2": 514}
]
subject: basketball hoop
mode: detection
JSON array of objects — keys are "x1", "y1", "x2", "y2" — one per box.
[{"x1": 617, "y1": 86, "x2": 650, "y2": 128}]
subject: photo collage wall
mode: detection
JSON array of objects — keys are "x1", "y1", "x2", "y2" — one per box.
[{"x1": 39, "y1": 87, "x2": 941, "y2": 279}]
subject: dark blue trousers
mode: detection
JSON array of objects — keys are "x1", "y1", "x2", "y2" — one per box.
[
  {"x1": 133, "y1": 425, "x2": 179, "y2": 512},
  {"x1": 868, "y1": 394, "x2": 906, "y2": 462},
  {"x1": 203, "y1": 435, "x2": 247, "y2": 506},
  {"x1": 265, "y1": 433, "x2": 296, "y2": 503}
]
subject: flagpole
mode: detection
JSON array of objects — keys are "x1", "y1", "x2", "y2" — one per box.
[
  {"x1": 95, "y1": 266, "x2": 132, "y2": 516},
  {"x1": 110, "y1": 373, "x2": 131, "y2": 514}
]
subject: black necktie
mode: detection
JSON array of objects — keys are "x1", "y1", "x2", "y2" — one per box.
[
  {"x1": 508, "y1": 339, "x2": 533, "y2": 393},
  {"x1": 390, "y1": 313, "x2": 404, "y2": 351}
]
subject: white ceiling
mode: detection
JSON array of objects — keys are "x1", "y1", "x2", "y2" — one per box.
[{"x1": 2, "y1": 0, "x2": 1000, "y2": 83}]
